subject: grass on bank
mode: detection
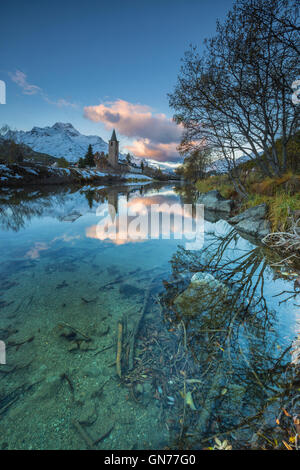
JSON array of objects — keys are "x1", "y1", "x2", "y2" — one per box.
[
  {"x1": 243, "y1": 192, "x2": 300, "y2": 231},
  {"x1": 196, "y1": 173, "x2": 300, "y2": 232}
]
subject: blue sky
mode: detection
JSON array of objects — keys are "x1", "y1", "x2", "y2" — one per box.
[{"x1": 0, "y1": 0, "x2": 234, "y2": 163}]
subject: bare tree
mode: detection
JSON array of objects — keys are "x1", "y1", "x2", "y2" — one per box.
[
  {"x1": 248, "y1": 0, "x2": 300, "y2": 55},
  {"x1": 169, "y1": 0, "x2": 299, "y2": 192},
  {"x1": 178, "y1": 147, "x2": 212, "y2": 182}
]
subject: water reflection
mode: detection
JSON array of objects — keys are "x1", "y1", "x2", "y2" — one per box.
[
  {"x1": 159, "y1": 227, "x2": 300, "y2": 449},
  {"x1": 0, "y1": 183, "x2": 165, "y2": 232},
  {"x1": 85, "y1": 193, "x2": 201, "y2": 247},
  {"x1": 0, "y1": 183, "x2": 299, "y2": 450}
]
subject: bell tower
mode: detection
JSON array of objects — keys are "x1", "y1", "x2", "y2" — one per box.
[{"x1": 108, "y1": 129, "x2": 119, "y2": 168}]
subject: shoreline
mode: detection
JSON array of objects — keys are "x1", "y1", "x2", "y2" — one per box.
[{"x1": 0, "y1": 162, "x2": 155, "y2": 188}]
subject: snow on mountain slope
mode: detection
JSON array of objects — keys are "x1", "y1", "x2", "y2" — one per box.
[{"x1": 4, "y1": 123, "x2": 108, "y2": 162}]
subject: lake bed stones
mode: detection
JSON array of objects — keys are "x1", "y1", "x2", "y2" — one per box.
[{"x1": 174, "y1": 272, "x2": 229, "y2": 317}]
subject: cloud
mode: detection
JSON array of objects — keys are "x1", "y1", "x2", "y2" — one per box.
[
  {"x1": 85, "y1": 195, "x2": 195, "y2": 245},
  {"x1": 125, "y1": 139, "x2": 180, "y2": 163},
  {"x1": 9, "y1": 70, "x2": 77, "y2": 108},
  {"x1": 9, "y1": 70, "x2": 41, "y2": 95},
  {"x1": 84, "y1": 99, "x2": 182, "y2": 144},
  {"x1": 24, "y1": 242, "x2": 49, "y2": 259},
  {"x1": 44, "y1": 97, "x2": 78, "y2": 108},
  {"x1": 52, "y1": 234, "x2": 81, "y2": 242},
  {"x1": 84, "y1": 99, "x2": 183, "y2": 162}
]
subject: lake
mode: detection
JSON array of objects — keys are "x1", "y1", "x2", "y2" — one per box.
[{"x1": 0, "y1": 182, "x2": 299, "y2": 450}]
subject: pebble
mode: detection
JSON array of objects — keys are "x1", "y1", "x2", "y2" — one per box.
[{"x1": 167, "y1": 396, "x2": 175, "y2": 405}]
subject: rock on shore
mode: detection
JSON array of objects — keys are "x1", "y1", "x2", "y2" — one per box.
[
  {"x1": 197, "y1": 190, "x2": 271, "y2": 240},
  {"x1": 198, "y1": 190, "x2": 235, "y2": 214},
  {"x1": 228, "y1": 204, "x2": 271, "y2": 239}
]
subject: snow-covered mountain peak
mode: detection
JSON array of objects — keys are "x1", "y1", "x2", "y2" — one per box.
[
  {"x1": 51, "y1": 122, "x2": 80, "y2": 135},
  {"x1": 3, "y1": 122, "x2": 108, "y2": 162}
]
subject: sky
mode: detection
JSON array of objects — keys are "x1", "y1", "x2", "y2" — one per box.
[{"x1": 0, "y1": 0, "x2": 234, "y2": 165}]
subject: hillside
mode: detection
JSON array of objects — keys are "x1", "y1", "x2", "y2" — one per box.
[{"x1": 0, "y1": 136, "x2": 58, "y2": 165}]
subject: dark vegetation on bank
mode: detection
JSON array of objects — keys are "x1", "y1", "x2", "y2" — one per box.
[{"x1": 0, "y1": 136, "x2": 58, "y2": 166}]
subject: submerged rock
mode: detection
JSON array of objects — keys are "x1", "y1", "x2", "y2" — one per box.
[
  {"x1": 78, "y1": 401, "x2": 98, "y2": 426},
  {"x1": 191, "y1": 272, "x2": 219, "y2": 286},
  {"x1": 60, "y1": 326, "x2": 76, "y2": 340},
  {"x1": 174, "y1": 272, "x2": 228, "y2": 317},
  {"x1": 119, "y1": 283, "x2": 143, "y2": 297}
]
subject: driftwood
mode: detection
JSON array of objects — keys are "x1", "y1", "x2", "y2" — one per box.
[
  {"x1": 60, "y1": 373, "x2": 75, "y2": 394},
  {"x1": 0, "y1": 397, "x2": 19, "y2": 416},
  {"x1": 116, "y1": 322, "x2": 123, "y2": 378},
  {"x1": 0, "y1": 360, "x2": 33, "y2": 376},
  {"x1": 58, "y1": 322, "x2": 90, "y2": 341},
  {"x1": 94, "y1": 344, "x2": 114, "y2": 356},
  {"x1": 93, "y1": 425, "x2": 114, "y2": 446},
  {"x1": 127, "y1": 278, "x2": 154, "y2": 371},
  {"x1": 72, "y1": 418, "x2": 114, "y2": 449},
  {"x1": 0, "y1": 380, "x2": 42, "y2": 416},
  {"x1": 7, "y1": 336, "x2": 34, "y2": 349},
  {"x1": 81, "y1": 297, "x2": 98, "y2": 304},
  {"x1": 196, "y1": 361, "x2": 224, "y2": 434},
  {"x1": 117, "y1": 271, "x2": 167, "y2": 373},
  {"x1": 72, "y1": 419, "x2": 94, "y2": 449},
  {"x1": 262, "y1": 215, "x2": 300, "y2": 258}
]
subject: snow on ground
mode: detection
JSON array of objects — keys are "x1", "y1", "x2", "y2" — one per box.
[
  {"x1": 0, "y1": 163, "x2": 154, "y2": 187},
  {"x1": 122, "y1": 173, "x2": 152, "y2": 180}
]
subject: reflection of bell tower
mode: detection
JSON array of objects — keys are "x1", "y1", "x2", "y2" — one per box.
[
  {"x1": 108, "y1": 129, "x2": 119, "y2": 168},
  {"x1": 108, "y1": 191, "x2": 119, "y2": 222}
]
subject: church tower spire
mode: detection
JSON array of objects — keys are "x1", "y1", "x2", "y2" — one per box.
[{"x1": 108, "y1": 129, "x2": 119, "y2": 168}]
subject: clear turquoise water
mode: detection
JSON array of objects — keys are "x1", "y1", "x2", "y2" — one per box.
[{"x1": 0, "y1": 183, "x2": 299, "y2": 450}]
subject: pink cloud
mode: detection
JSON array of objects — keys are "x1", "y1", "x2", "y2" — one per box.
[
  {"x1": 125, "y1": 139, "x2": 180, "y2": 162},
  {"x1": 25, "y1": 242, "x2": 49, "y2": 259},
  {"x1": 84, "y1": 99, "x2": 183, "y2": 162}
]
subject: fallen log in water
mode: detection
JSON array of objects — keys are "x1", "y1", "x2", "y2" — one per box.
[
  {"x1": 72, "y1": 419, "x2": 94, "y2": 449},
  {"x1": 116, "y1": 321, "x2": 123, "y2": 378},
  {"x1": 127, "y1": 277, "x2": 154, "y2": 371}
]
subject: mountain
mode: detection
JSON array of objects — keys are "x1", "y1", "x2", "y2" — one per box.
[
  {"x1": 3, "y1": 123, "x2": 108, "y2": 163},
  {"x1": 146, "y1": 159, "x2": 179, "y2": 175},
  {"x1": 2, "y1": 122, "x2": 178, "y2": 173}
]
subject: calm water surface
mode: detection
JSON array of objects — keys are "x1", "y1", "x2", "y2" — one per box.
[{"x1": 0, "y1": 183, "x2": 299, "y2": 449}]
